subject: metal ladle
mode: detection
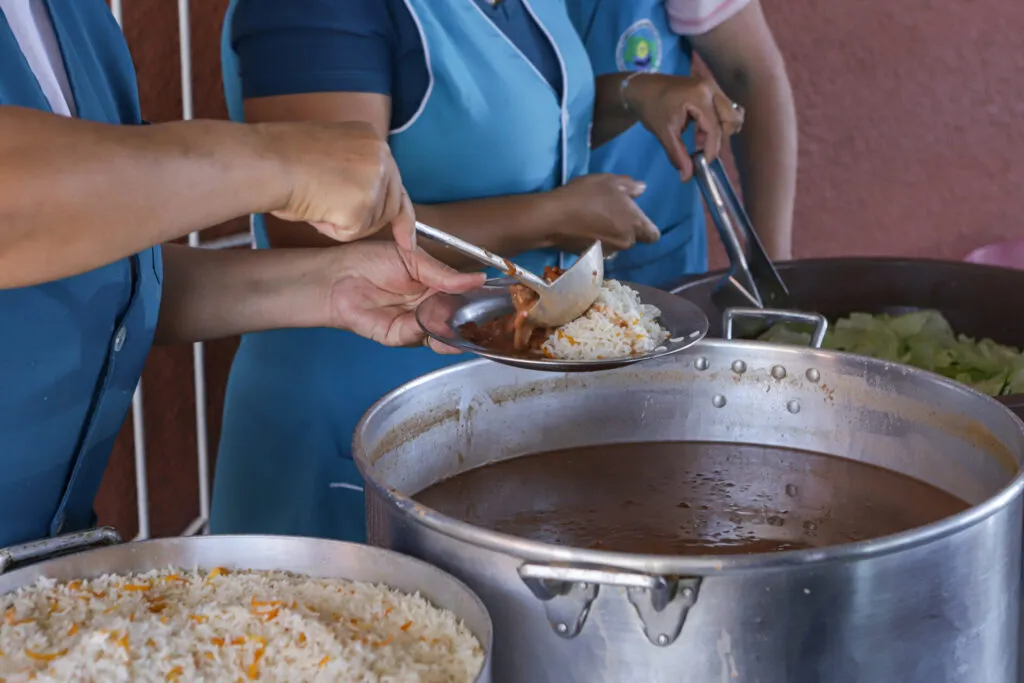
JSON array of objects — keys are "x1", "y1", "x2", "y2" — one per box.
[{"x1": 415, "y1": 221, "x2": 604, "y2": 327}]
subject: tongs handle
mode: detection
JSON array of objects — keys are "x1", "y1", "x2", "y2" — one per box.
[
  {"x1": 415, "y1": 222, "x2": 549, "y2": 290},
  {"x1": 691, "y1": 153, "x2": 789, "y2": 308}
]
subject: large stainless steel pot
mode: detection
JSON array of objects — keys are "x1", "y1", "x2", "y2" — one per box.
[
  {"x1": 354, "y1": 341, "x2": 1024, "y2": 683},
  {"x1": 0, "y1": 530, "x2": 494, "y2": 683}
]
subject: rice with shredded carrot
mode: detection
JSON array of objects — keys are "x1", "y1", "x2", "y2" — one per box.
[
  {"x1": 0, "y1": 567, "x2": 484, "y2": 682},
  {"x1": 542, "y1": 279, "x2": 670, "y2": 360}
]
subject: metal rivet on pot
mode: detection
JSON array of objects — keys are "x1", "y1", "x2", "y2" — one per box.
[
  {"x1": 805, "y1": 368, "x2": 820, "y2": 383},
  {"x1": 656, "y1": 634, "x2": 670, "y2": 646},
  {"x1": 695, "y1": 357, "x2": 710, "y2": 371},
  {"x1": 786, "y1": 400, "x2": 801, "y2": 414},
  {"x1": 556, "y1": 623, "x2": 568, "y2": 634},
  {"x1": 771, "y1": 365, "x2": 787, "y2": 380},
  {"x1": 681, "y1": 587, "x2": 694, "y2": 599},
  {"x1": 712, "y1": 394, "x2": 727, "y2": 408},
  {"x1": 576, "y1": 583, "x2": 589, "y2": 590},
  {"x1": 731, "y1": 360, "x2": 746, "y2": 374}
]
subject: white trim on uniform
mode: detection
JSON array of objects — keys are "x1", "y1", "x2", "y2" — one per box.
[
  {"x1": 390, "y1": 0, "x2": 435, "y2": 135},
  {"x1": 0, "y1": 0, "x2": 76, "y2": 116},
  {"x1": 519, "y1": 0, "x2": 570, "y2": 185},
  {"x1": 329, "y1": 482, "x2": 365, "y2": 492},
  {"x1": 517, "y1": 0, "x2": 572, "y2": 271},
  {"x1": 466, "y1": 0, "x2": 555, "y2": 97}
]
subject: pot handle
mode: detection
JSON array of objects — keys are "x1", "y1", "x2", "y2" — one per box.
[
  {"x1": 724, "y1": 307, "x2": 828, "y2": 349},
  {"x1": 518, "y1": 562, "x2": 701, "y2": 647},
  {"x1": 0, "y1": 527, "x2": 122, "y2": 575}
]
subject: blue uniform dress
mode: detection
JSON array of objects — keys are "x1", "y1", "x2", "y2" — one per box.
[
  {"x1": 211, "y1": 0, "x2": 594, "y2": 541},
  {"x1": 0, "y1": 2, "x2": 162, "y2": 547},
  {"x1": 566, "y1": 0, "x2": 708, "y2": 286}
]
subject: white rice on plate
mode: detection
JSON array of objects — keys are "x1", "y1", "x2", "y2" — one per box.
[
  {"x1": 542, "y1": 279, "x2": 670, "y2": 360},
  {"x1": 0, "y1": 567, "x2": 484, "y2": 682}
]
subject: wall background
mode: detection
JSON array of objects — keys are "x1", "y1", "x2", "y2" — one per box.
[{"x1": 94, "y1": 0, "x2": 1024, "y2": 537}]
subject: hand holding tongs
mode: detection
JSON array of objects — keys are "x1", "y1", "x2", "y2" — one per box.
[{"x1": 690, "y1": 152, "x2": 790, "y2": 311}]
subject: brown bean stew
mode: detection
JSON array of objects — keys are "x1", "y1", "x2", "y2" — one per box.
[
  {"x1": 414, "y1": 442, "x2": 970, "y2": 555},
  {"x1": 460, "y1": 266, "x2": 564, "y2": 357}
]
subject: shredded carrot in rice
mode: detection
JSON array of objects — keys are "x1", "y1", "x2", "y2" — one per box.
[
  {"x1": 0, "y1": 568, "x2": 483, "y2": 681},
  {"x1": 25, "y1": 648, "x2": 68, "y2": 662},
  {"x1": 251, "y1": 598, "x2": 281, "y2": 608},
  {"x1": 246, "y1": 646, "x2": 266, "y2": 680}
]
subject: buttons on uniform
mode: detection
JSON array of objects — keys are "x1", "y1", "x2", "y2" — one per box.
[{"x1": 113, "y1": 326, "x2": 127, "y2": 352}]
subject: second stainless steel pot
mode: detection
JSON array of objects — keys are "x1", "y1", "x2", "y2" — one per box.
[
  {"x1": 0, "y1": 532, "x2": 494, "y2": 683},
  {"x1": 354, "y1": 340, "x2": 1024, "y2": 683}
]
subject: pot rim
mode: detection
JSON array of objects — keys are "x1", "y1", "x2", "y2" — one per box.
[
  {"x1": 353, "y1": 340, "x2": 1024, "y2": 575},
  {"x1": 668, "y1": 255, "x2": 1024, "y2": 292}
]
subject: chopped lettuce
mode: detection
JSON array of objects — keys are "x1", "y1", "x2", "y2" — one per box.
[{"x1": 757, "y1": 310, "x2": 1024, "y2": 397}]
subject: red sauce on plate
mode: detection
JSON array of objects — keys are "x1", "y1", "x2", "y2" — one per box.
[{"x1": 461, "y1": 266, "x2": 564, "y2": 355}]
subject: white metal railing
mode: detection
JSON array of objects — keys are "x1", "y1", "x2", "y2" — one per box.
[{"x1": 113, "y1": 0, "x2": 253, "y2": 540}]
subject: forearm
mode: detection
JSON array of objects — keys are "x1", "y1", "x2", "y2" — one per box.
[
  {"x1": 155, "y1": 244, "x2": 328, "y2": 345},
  {"x1": 0, "y1": 106, "x2": 287, "y2": 288},
  {"x1": 728, "y1": 68, "x2": 798, "y2": 261},
  {"x1": 265, "y1": 193, "x2": 560, "y2": 270},
  {"x1": 591, "y1": 73, "x2": 641, "y2": 148}
]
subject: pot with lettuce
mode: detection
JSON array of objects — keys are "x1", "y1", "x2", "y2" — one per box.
[{"x1": 758, "y1": 309, "x2": 1024, "y2": 397}]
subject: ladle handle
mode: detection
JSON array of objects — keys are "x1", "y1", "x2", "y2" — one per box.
[{"x1": 415, "y1": 222, "x2": 549, "y2": 290}]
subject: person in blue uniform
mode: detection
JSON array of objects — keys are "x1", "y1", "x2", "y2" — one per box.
[
  {"x1": 210, "y1": 0, "x2": 745, "y2": 542},
  {"x1": 0, "y1": 0, "x2": 483, "y2": 549},
  {"x1": 566, "y1": 0, "x2": 798, "y2": 285}
]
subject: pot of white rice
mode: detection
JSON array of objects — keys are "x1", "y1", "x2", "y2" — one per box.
[{"x1": 0, "y1": 530, "x2": 492, "y2": 682}]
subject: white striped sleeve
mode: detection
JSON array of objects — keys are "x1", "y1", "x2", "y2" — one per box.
[{"x1": 665, "y1": 0, "x2": 751, "y2": 36}]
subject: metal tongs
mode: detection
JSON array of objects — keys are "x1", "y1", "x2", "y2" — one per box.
[
  {"x1": 415, "y1": 221, "x2": 604, "y2": 327},
  {"x1": 691, "y1": 152, "x2": 790, "y2": 314}
]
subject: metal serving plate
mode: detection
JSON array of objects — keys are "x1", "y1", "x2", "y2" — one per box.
[{"x1": 416, "y1": 279, "x2": 709, "y2": 372}]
